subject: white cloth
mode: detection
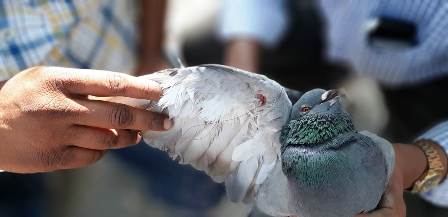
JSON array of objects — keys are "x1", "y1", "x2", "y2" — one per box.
[{"x1": 218, "y1": 0, "x2": 289, "y2": 48}]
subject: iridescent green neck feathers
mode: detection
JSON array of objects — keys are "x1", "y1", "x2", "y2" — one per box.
[{"x1": 281, "y1": 113, "x2": 354, "y2": 146}]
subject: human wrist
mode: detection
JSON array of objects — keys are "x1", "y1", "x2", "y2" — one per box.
[
  {"x1": 393, "y1": 143, "x2": 428, "y2": 189},
  {"x1": 413, "y1": 139, "x2": 448, "y2": 185},
  {"x1": 224, "y1": 38, "x2": 261, "y2": 72},
  {"x1": 139, "y1": 0, "x2": 166, "y2": 64},
  {"x1": 396, "y1": 139, "x2": 448, "y2": 193}
]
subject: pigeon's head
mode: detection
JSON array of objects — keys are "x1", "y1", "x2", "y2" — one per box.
[
  {"x1": 280, "y1": 89, "x2": 354, "y2": 147},
  {"x1": 280, "y1": 89, "x2": 355, "y2": 182}
]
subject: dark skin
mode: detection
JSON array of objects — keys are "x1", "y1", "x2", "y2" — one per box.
[
  {"x1": 0, "y1": 1, "x2": 172, "y2": 173},
  {"x1": 224, "y1": 39, "x2": 261, "y2": 72},
  {"x1": 136, "y1": 0, "x2": 170, "y2": 75},
  {"x1": 356, "y1": 143, "x2": 447, "y2": 217},
  {"x1": 0, "y1": 67, "x2": 172, "y2": 173},
  {"x1": 225, "y1": 38, "x2": 448, "y2": 217}
]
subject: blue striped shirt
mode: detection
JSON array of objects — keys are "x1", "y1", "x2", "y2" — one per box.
[
  {"x1": 419, "y1": 122, "x2": 448, "y2": 207},
  {"x1": 219, "y1": 0, "x2": 448, "y2": 207}
]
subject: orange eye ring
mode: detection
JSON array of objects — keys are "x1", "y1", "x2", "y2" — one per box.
[
  {"x1": 256, "y1": 93, "x2": 266, "y2": 106},
  {"x1": 300, "y1": 106, "x2": 310, "y2": 113}
]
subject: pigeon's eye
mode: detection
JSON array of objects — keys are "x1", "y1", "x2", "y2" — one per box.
[{"x1": 300, "y1": 105, "x2": 311, "y2": 113}]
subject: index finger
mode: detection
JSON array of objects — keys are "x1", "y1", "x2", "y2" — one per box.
[{"x1": 49, "y1": 67, "x2": 163, "y2": 100}]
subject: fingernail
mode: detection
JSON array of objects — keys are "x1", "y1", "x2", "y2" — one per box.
[
  {"x1": 163, "y1": 118, "x2": 173, "y2": 130},
  {"x1": 136, "y1": 131, "x2": 142, "y2": 143}
]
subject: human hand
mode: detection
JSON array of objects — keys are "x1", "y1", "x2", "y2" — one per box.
[
  {"x1": 356, "y1": 151, "x2": 406, "y2": 217},
  {"x1": 0, "y1": 66, "x2": 172, "y2": 173},
  {"x1": 356, "y1": 142, "x2": 432, "y2": 217}
]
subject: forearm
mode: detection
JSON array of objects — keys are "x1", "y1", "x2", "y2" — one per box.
[
  {"x1": 224, "y1": 38, "x2": 261, "y2": 72},
  {"x1": 394, "y1": 143, "x2": 427, "y2": 189},
  {"x1": 394, "y1": 141, "x2": 448, "y2": 190},
  {"x1": 138, "y1": 0, "x2": 166, "y2": 61},
  {"x1": 219, "y1": 0, "x2": 289, "y2": 72}
]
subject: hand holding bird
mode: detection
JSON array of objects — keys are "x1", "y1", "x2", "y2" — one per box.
[{"x1": 109, "y1": 64, "x2": 436, "y2": 217}]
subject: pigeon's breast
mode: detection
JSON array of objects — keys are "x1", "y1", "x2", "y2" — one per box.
[
  {"x1": 281, "y1": 133, "x2": 388, "y2": 217},
  {"x1": 282, "y1": 145, "x2": 351, "y2": 188}
]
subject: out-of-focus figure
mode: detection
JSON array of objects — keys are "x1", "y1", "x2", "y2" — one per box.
[
  {"x1": 216, "y1": 0, "x2": 448, "y2": 216},
  {"x1": 0, "y1": 0, "x2": 226, "y2": 216}
]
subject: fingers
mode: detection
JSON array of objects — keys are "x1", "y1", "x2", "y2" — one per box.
[
  {"x1": 57, "y1": 146, "x2": 106, "y2": 170},
  {"x1": 74, "y1": 99, "x2": 172, "y2": 131},
  {"x1": 68, "y1": 126, "x2": 141, "y2": 150},
  {"x1": 35, "y1": 127, "x2": 142, "y2": 172},
  {"x1": 49, "y1": 67, "x2": 163, "y2": 100},
  {"x1": 355, "y1": 185, "x2": 406, "y2": 217}
]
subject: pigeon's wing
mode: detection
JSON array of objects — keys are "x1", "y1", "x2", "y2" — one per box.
[
  {"x1": 133, "y1": 64, "x2": 292, "y2": 202},
  {"x1": 359, "y1": 131, "x2": 395, "y2": 183}
]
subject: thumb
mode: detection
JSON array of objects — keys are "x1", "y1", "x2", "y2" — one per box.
[{"x1": 355, "y1": 185, "x2": 406, "y2": 217}]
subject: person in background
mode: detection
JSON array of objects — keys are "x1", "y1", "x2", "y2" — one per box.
[
  {"x1": 0, "y1": 1, "x2": 223, "y2": 217},
  {"x1": 219, "y1": 0, "x2": 448, "y2": 216}
]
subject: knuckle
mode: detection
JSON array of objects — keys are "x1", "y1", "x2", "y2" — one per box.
[
  {"x1": 106, "y1": 73, "x2": 128, "y2": 94},
  {"x1": 43, "y1": 76, "x2": 65, "y2": 92},
  {"x1": 86, "y1": 150, "x2": 104, "y2": 165},
  {"x1": 141, "y1": 81, "x2": 162, "y2": 98},
  {"x1": 102, "y1": 133, "x2": 119, "y2": 149},
  {"x1": 26, "y1": 66, "x2": 65, "y2": 91},
  {"x1": 120, "y1": 130, "x2": 138, "y2": 146},
  {"x1": 109, "y1": 104, "x2": 134, "y2": 128},
  {"x1": 148, "y1": 113, "x2": 164, "y2": 129},
  {"x1": 42, "y1": 68, "x2": 86, "y2": 93},
  {"x1": 23, "y1": 66, "x2": 46, "y2": 77},
  {"x1": 21, "y1": 67, "x2": 56, "y2": 93},
  {"x1": 58, "y1": 148, "x2": 75, "y2": 168},
  {"x1": 37, "y1": 149, "x2": 65, "y2": 170}
]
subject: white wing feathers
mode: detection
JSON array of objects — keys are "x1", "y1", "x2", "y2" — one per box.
[{"x1": 140, "y1": 65, "x2": 292, "y2": 202}]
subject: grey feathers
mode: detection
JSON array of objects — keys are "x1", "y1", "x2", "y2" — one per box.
[
  {"x1": 274, "y1": 89, "x2": 395, "y2": 217},
  {"x1": 110, "y1": 75, "x2": 395, "y2": 217},
  {"x1": 141, "y1": 64, "x2": 292, "y2": 202},
  {"x1": 281, "y1": 113, "x2": 354, "y2": 146}
]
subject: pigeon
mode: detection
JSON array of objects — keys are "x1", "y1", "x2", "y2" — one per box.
[
  {"x1": 276, "y1": 88, "x2": 395, "y2": 217},
  {"x1": 113, "y1": 64, "x2": 395, "y2": 217}
]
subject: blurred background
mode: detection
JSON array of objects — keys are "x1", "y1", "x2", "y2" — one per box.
[{"x1": 1, "y1": 0, "x2": 448, "y2": 216}]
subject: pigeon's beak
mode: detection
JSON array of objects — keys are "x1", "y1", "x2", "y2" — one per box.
[
  {"x1": 321, "y1": 89, "x2": 339, "y2": 102},
  {"x1": 321, "y1": 89, "x2": 346, "y2": 105}
]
